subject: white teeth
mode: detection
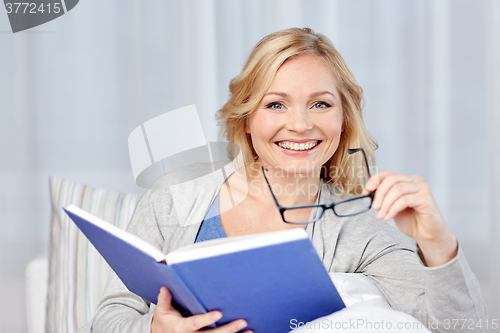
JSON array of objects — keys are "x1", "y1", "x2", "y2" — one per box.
[{"x1": 277, "y1": 141, "x2": 319, "y2": 151}]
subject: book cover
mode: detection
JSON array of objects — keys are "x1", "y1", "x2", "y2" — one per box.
[{"x1": 63, "y1": 205, "x2": 345, "y2": 333}]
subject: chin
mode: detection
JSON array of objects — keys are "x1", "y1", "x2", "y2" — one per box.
[{"x1": 275, "y1": 160, "x2": 324, "y2": 177}]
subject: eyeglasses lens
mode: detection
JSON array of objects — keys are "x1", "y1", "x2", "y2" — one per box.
[
  {"x1": 333, "y1": 196, "x2": 372, "y2": 217},
  {"x1": 283, "y1": 206, "x2": 324, "y2": 223}
]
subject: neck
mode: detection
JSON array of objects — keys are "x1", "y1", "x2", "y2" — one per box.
[{"x1": 245, "y1": 160, "x2": 321, "y2": 207}]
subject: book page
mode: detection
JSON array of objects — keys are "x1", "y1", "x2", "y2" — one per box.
[
  {"x1": 166, "y1": 228, "x2": 307, "y2": 264},
  {"x1": 65, "y1": 205, "x2": 167, "y2": 262}
]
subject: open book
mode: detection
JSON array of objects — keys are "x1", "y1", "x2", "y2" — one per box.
[{"x1": 63, "y1": 205, "x2": 345, "y2": 333}]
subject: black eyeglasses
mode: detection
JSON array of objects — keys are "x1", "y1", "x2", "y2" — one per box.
[{"x1": 261, "y1": 148, "x2": 375, "y2": 224}]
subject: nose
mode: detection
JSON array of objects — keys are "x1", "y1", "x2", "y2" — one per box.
[{"x1": 285, "y1": 107, "x2": 313, "y2": 133}]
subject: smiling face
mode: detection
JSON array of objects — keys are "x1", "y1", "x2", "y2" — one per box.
[{"x1": 246, "y1": 53, "x2": 344, "y2": 176}]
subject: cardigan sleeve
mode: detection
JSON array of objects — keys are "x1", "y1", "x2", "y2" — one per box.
[{"x1": 348, "y1": 218, "x2": 488, "y2": 333}]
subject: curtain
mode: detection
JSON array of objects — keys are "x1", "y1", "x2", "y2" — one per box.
[
  {"x1": 0, "y1": 0, "x2": 497, "y2": 331},
  {"x1": 487, "y1": 0, "x2": 500, "y2": 322}
]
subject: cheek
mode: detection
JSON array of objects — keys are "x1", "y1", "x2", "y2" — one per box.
[
  {"x1": 320, "y1": 115, "x2": 343, "y2": 154},
  {"x1": 248, "y1": 112, "x2": 277, "y2": 140},
  {"x1": 323, "y1": 113, "x2": 343, "y2": 138}
]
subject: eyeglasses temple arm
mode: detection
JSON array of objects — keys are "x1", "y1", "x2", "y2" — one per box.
[
  {"x1": 347, "y1": 148, "x2": 372, "y2": 178},
  {"x1": 261, "y1": 167, "x2": 282, "y2": 207}
]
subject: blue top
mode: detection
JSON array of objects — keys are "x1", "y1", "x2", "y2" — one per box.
[
  {"x1": 195, "y1": 193, "x2": 227, "y2": 243},
  {"x1": 195, "y1": 193, "x2": 308, "y2": 243}
]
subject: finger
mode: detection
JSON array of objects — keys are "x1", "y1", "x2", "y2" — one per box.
[
  {"x1": 183, "y1": 310, "x2": 224, "y2": 331},
  {"x1": 208, "y1": 319, "x2": 248, "y2": 333},
  {"x1": 369, "y1": 173, "x2": 415, "y2": 210},
  {"x1": 156, "y1": 287, "x2": 174, "y2": 314},
  {"x1": 363, "y1": 170, "x2": 393, "y2": 193},
  {"x1": 376, "y1": 181, "x2": 422, "y2": 220},
  {"x1": 383, "y1": 193, "x2": 425, "y2": 222}
]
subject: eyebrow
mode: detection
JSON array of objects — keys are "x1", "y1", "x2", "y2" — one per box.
[{"x1": 265, "y1": 91, "x2": 337, "y2": 99}]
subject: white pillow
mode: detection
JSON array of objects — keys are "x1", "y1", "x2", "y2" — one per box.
[{"x1": 330, "y1": 273, "x2": 392, "y2": 308}]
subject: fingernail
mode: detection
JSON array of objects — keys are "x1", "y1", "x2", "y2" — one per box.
[
  {"x1": 372, "y1": 200, "x2": 379, "y2": 209},
  {"x1": 211, "y1": 311, "x2": 222, "y2": 320},
  {"x1": 376, "y1": 210, "x2": 385, "y2": 219},
  {"x1": 238, "y1": 320, "x2": 248, "y2": 330}
]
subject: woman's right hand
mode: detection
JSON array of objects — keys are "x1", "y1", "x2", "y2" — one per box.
[{"x1": 151, "y1": 287, "x2": 252, "y2": 333}]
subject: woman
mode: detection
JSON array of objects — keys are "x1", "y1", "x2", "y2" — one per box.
[{"x1": 89, "y1": 28, "x2": 486, "y2": 333}]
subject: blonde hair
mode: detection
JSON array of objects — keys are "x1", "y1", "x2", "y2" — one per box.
[{"x1": 216, "y1": 27, "x2": 377, "y2": 196}]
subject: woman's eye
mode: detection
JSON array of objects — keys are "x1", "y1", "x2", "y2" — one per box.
[
  {"x1": 314, "y1": 102, "x2": 331, "y2": 109},
  {"x1": 266, "y1": 102, "x2": 283, "y2": 110}
]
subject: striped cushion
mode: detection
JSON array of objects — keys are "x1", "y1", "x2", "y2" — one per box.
[{"x1": 46, "y1": 177, "x2": 140, "y2": 333}]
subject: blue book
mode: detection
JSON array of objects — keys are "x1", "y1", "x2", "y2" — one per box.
[{"x1": 63, "y1": 205, "x2": 345, "y2": 333}]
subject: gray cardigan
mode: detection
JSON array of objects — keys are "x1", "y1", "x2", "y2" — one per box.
[{"x1": 85, "y1": 163, "x2": 487, "y2": 333}]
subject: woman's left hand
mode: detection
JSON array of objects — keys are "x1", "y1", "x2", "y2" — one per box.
[{"x1": 363, "y1": 170, "x2": 458, "y2": 267}]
